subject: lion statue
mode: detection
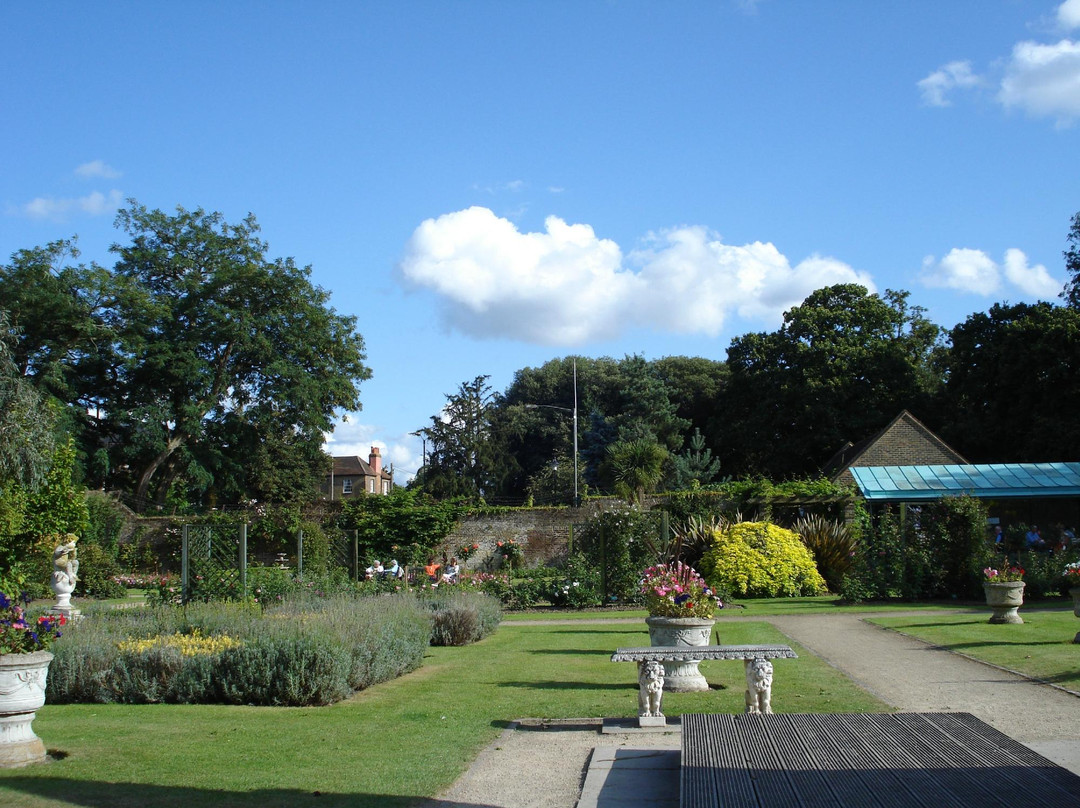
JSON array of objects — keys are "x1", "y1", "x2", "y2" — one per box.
[
  {"x1": 638, "y1": 660, "x2": 665, "y2": 717},
  {"x1": 744, "y1": 658, "x2": 774, "y2": 715}
]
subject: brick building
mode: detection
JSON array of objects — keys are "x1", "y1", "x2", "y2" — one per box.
[
  {"x1": 822, "y1": 410, "x2": 967, "y2": 487},
  {"x1": 322, "y1": 447, "x2": 394, "y2": 499}
]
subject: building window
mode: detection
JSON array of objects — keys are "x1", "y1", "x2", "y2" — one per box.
[
  {"x1": 342, "y1": 479, "x2": 353, "y2": 495},
  {"x1": 382, "y1": 481, "x2": 390, "y2": 495},
  {"x1": 369, "y1": 478, "x2": 375, "y2": 493}
]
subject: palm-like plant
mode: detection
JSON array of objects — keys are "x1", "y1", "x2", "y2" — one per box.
[{"x1": 605, "y1": 439, "x2": 668, "y2": 509}]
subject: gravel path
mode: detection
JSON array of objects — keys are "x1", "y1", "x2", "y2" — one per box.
[{"x1": 421, "y1": 612, "x2": 1080, "y2": 808}]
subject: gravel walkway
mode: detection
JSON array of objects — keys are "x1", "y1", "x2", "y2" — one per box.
[{"x1": 421, "y1": 611, "x2": 1080, "y2": 808}]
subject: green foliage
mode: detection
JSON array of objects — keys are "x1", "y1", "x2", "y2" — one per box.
[
  {"x1": 939, "y1": 301, "x2": 1080, "y2": 463},
  {"x1": 1014, "y1": 548, "x2": 1080, "y2": 599},
  {"x1": 669, "y1": 427, "x2": 722, "y2": 489},
  {"x1": 1060, "y1": 210, "x2": 1080, "y2": 309},
  {"x1": 841, "y1": 498, "x2": 997, "y2": 602},
  {"x1": 66, "y1": 201, "x2": 373, "y2": 511},
  {"x1": 574, "y1": 508, "x2": 660, "y2": 603},
  {"x1": 701, "y1": 521, "x2": 827, "y2": 598},
  {"x1": 418, "y1": 590, "x2": 502, "y2": 646},
  {"x1": 23, "y1": 437, "x2": 89, "y2": 542},
  {"x1": 47, "y1": 594, "x2": 433, "y2": 705},
  {"x1": 919, "y1": 496, "x2": 991, "y2": 597},
  {"x1": 83, "y1": 491, "x2": 128, "y2": 556},
  {"x1": 792, "y1": 514, "x2": 857, "y2": 593},
  {"x1": 547, "y1": 552, "x2": 603, "y2": 608},
  {"x1": 603, "y1": 439, "x2": 668, "y2": 507},
  {"x1": 415, "y1": 375, "x2": 501, "y2": 499},
  {"x1": 724, "y1": 284, "x2": 942, "y2": 478},
  {"x1": 0, "y1": 310, "x2": 56, "y2": 490},
  {"x1": 340, "y1": 488, "x2": 466, "y2": 565},
  {"x1": 73, "y1": 539, "x2": 128, "y2": 599}
]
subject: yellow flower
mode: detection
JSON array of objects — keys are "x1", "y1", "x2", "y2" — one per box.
[{"x1": 117, "y1": 629, "x2": 242, "y2": 657}]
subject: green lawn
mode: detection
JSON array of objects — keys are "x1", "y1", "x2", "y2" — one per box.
[
  {"x1": 1, "y1": 619, "x2": 887, "y2": 808},
  {"x1": 868, "y1": 606, "x2": 1080, "y2": 691}
]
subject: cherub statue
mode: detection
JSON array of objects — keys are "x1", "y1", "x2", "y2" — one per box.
[
  {"x1": 50, "y1": 534, "x2": 80, "y2": 612},
  {"x1": 638, "y1": 660, "x2": 665, "y2": 718},
  {"x1": 744, "y1": 658, "x2": 774, "y2": 715}
]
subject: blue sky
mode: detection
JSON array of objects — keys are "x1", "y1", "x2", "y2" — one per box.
[{"x1": 3, "y1": 1, "x2": 1079, "y2": 481}]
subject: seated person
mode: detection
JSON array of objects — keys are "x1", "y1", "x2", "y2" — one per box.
[
  {"x1": 385, "y1": 559, "x2": 402, "y2": 579},
  {"x1": 423, "y1": 558, "x2": 442, "y2": 582},
  {"x1": 441, "y1": 557, "x2": 460, "y2": 584},
  {"x1": 1025, "y1": 526, "x2": 1046, "y2": 550}
]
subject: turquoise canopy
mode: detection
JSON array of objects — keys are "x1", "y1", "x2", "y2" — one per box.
[{"x1": 851, "y1": 463, "x2": 1080, "y2": 502}]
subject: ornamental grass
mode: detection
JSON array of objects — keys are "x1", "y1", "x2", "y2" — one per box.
[{"x1": 46, "y1": 593, "x2": 434, "y2": 706}]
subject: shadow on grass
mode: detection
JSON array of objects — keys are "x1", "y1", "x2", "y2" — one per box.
[
  {"x1": 529, "y1": 648, "x2": 614, "y2": 655},
  {"x1": 529, "y1": 629, "x2": 646, "y2": 635},
  {"x1": 0, "y1": 776, "x2": 500, "y2": 808},
  {"x1": 498, "y1": 680, "x2": 633, "y2": 691}
]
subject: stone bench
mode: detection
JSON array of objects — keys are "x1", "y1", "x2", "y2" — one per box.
[{"x1": 611, "y1": 644, "x2": 797, "y2": 727}]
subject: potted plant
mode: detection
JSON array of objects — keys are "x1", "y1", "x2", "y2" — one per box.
[
  {"x1": 1064, "y1": 562, "x2": 1080, "y2": 643},
  {"x1": 0, "y1": 589, "x2": 67, "y2": 768},
  {"x1": 983, "y1": 565, "x2": 1025, "y2": 624},
  {"x1": 640, "y1": 562, "x2": 723, "y2": 691}
]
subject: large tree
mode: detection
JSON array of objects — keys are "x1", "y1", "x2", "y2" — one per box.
[
  {"x1": 0, "y1": 312, "x2": 55, "y2": 490},
  {"x1": 938, "y1": 302, "x2": 1080, "y2": 462},
  {"x1": 101, "y1": 202, "x2": 370, "y2": 510},
  {"x1": 1061, "y1": 211, "x2": 1080, "y2": 309},
  {"x1": 416, "y1": 375, "x2": 502, "y2": 500},
  {"x1": 723, "y1": 284, "x2": 944, "y2": 478}
]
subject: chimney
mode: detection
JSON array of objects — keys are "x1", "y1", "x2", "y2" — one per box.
[{"x1": 369, "y1": 446, "x2": 382, "y2": 476}]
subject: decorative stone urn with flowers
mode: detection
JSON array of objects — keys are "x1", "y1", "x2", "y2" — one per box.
[
  {"x1": 640, "y1": 562, "x2": 723, "y2": 691},
  {"x1": 0, "y1": 589, "x2": 67, "y2": 767},
  {"x1": 1063, "y1": 562, "x2": 1080, "y2": 643},
  {"x1": 983, "y1": 565, "x2": 1026, "y2": 624}
]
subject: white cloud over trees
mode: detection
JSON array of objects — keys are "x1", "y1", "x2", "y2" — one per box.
[{"x1": 398, "y1": 207, "x2": 874, "y2": 346}]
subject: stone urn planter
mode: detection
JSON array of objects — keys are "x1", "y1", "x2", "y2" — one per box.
[
  {"x1": 1069, "y1": 586, "x2": 1080, "y2": 643},
  {"x1": 646, "y1": 616, "x2": 715, "y2": 692},
  {"x1": 0, "y1": 651, "x2": 53, "y2": 768},
  {"x1": 984, "y1": 581, "x2": 1026, "y2": 624}
]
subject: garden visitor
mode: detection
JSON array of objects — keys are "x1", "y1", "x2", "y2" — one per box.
[
  {"x1": 386, "y1": 559, "x2": 403, "y2": 579},
  {"x1": 1025, "y1": 526, "x2": 1046, "y2": 550},
  {"x1": 992, "y1": 525, "x2": 1004, "y2": 545},
  {"x1": 424, "y1": 557, "x2": 442, "y2": 582},
  {"x1": 442, "y1": 557, "x2": 460, "y2": 584}
]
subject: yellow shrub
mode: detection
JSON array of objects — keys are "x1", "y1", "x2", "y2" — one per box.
[{"x1": 702, "y1": 521, "x2": 827, "y2": 598}]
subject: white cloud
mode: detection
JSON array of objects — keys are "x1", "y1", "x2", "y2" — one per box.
[
  {"x1": 999, "y1": 39, "x2": 1080, "y2": 124},
  {"x1": 23, "y1": 189, "x2": 123, "y2": 220},
  {"x1": 322, "y1": 417, "x2": 423, "y2": 480},
  {"x1": 918, "y1": 61, "x2": 981, "y2": 107},
  {"x1": 1059, "y1": 0, "x2": 1080, "y2": 30},
  {"x1": 919, "y1": 5, "x2": 1080, "y2": 124},
  {"x1": 921, "y1": 247, "x2": 1061, "y2": 298},
  {"x1": 1002, "y1": 248, "x2": 1061, "y2": 297},
  {"x1": 921, "y1": 249, "x2": 1000, "y2": 295},
  {"x1": 399, "y1": 207, "x2": 875, "y2": 345},
  {"x1": 74, "y1": 160, "x2": 121, "y2": 179}
]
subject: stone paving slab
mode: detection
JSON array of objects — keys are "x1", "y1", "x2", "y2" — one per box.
[{"x1": 576, "y1": 747, "x2": 680, "y2": 808}]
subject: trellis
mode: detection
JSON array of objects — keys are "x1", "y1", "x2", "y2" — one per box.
[
  {"x1": 181, "y1": 523, "x2": 247, "y2": 603},
  {"x1": 295, "y1": 528, "x2": 361, "y2": 580}
]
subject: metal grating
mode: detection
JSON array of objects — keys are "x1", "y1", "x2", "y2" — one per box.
[{"x1": 681, "y1": 712, "x2": 1080, "y2": 808}]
